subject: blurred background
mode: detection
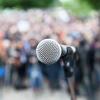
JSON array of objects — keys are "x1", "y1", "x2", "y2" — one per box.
[{"x1": 0, "y1": 0, "x2": 100, "y2": 100}]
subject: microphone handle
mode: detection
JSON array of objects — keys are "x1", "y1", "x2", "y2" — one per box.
[
  {"x1": 61, "y1": 46, "x2": 77, "y2": 100},
  {"x1": 62, "y1": 46, "x2": 75, "y2": 78},
  {"x1": 67, "y1": 77, "x2": 76, "y2": 100}
]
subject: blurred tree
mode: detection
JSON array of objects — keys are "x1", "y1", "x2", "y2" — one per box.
[
  {"x1": 82, "y1": 0, "x2": 100, "y2": 10},
  {"x1": 81, "y1": 0, "x2": 100, "y2": 30},
  {"x1": 58, "y1": 0, "x2": 92, "y2": 16},
  {"x1": 58, "y1": 0, "x2": 100, "y2": 18},
  {"x1": 0, "y1": 0, "x2": 55, "y2": 9}
]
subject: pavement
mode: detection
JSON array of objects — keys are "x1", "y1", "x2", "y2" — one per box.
[{"x1": 1, "y1": 87, "x2": 87, "y2": 100}]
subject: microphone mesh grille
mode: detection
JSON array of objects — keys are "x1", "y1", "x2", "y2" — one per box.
[{"x1": 36, "y1": 39, "x2": 61, "y2": 64}]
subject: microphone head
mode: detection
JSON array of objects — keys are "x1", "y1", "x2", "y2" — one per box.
[{"x1": 36, "y1": 39, "x2": 62, "y2": 64}]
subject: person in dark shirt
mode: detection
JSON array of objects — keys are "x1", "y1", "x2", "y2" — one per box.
[{"x1": 87, "y1": 34, "x2": 100, "y2": 100}]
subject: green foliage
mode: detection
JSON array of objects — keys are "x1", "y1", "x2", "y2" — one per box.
[
  {"x1": 59, "y1": 0, "x2": 92, "y2": 16},
  {"x1": 80, "y1": 0, "x2": 100, "y2": 10},
  {"x1": 58, "y1": 0, "x2": 100, "y2": 16},
  {"x1": 0, "y1": 0, "x2": 54, "y2": 9}
]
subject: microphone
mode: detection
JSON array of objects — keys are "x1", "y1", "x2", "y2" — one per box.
[
  {"x1": 36, "y1": 39, "x2": 77, "y2": 100},
  {"x1": 36, "y1": 39, "x2": 76, "y2": 64}
]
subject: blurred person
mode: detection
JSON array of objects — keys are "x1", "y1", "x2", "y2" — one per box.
[
  {"x1": 13, "y1": 32, "x2": 22, "y2": 42},
  {"x1": 44, "y1": 60, "x2": 62, "y2": 90},
  {"x1": 0, "y1": 35, "x2": 7, "y2": 86},
  {"x1": 11, "y1": 42, "x2": 28, "y2": 89},
  {"x1": 29, "y1": 56, "x2": 44, "y2": 92},
  {"x1": 13, "y1": 55, "x2": 27, "y2": 89},
  {"x1": 27, "y1": 38, "x2": 44, "y2": 92},
  {"x1": 75, "y1": 37, "x2": 89, "y2": 96},
  {"x1": 7, "y1": 39, "x2": 17, "y2": 85},
  {"x1": 27, "y1": 38, "x2": 38, "y2": 69},
  {"x1": 38, "y1": 60, "x2": 62, "y2": 92},
  {"x1": 87, "y1": 34, "x2": 100, "y2": 100},
  {"x1": 74, "y1": 51, "x2": 83, "y2": 95},
  {"x1": 1, "y1": 39, "x2": 11, "y2": 86},
  {"x1": 68, "y1": 33, "x2": 85, "y2": 95}
]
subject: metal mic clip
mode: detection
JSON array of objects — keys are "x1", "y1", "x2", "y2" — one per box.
[{"x1": 62, "y1": 46, "x2": 75, "y2": 78}]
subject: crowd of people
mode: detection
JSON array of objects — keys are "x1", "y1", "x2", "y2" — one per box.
[{"x1": 0, "y1": 9, "x2": 100, "y2": 99}]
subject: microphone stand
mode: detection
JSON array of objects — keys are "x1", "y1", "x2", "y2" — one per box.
[
  {"x1": 62, "y1": 47, "x2": 76, "y2": 100},
  {"x1": 67, "y1": 77, "x2": 76, "y2": 100}
]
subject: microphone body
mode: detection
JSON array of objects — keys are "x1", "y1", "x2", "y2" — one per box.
[
  {"x1": 36, "y1": 39, "x2": 77, "y2": 100},
  {"x1": 36, "y1": 39, "x2": 76, "y2": 65}
]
